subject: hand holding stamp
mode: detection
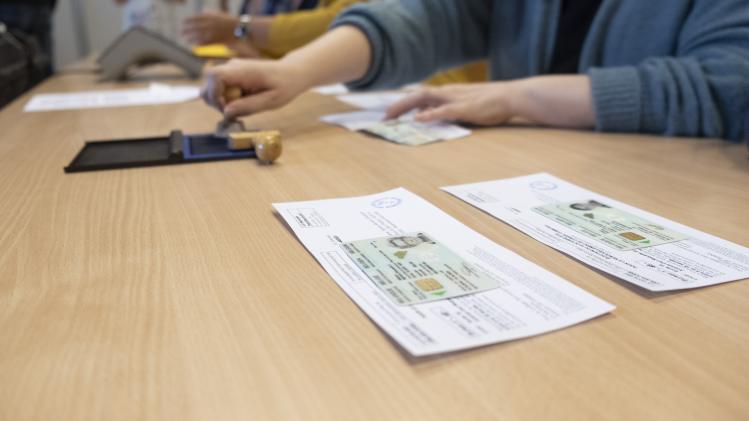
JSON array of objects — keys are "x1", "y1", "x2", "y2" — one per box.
[{"x1": 221, "y1": 85, "x2": 283, "y2": 164}]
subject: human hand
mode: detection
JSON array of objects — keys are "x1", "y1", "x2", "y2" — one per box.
[
  {"x1": 201, "y1": 59, "x2": 308, "y2": 119},
  {"x1": 385, "y1": 83, "x2": 520, "y2": 126},
  {"x1": 182, "y1": 11, "x2": 238, "y2": 45},
  {"x1": 386, "y1": 76, "x2": 595, "y2": 129}
]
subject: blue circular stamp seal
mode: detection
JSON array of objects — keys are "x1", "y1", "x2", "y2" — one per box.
[
  {"x1": 371, "y1": 197, "x2": 402, "y2": 208},
  {"x1": 530, "y1": 181, "x2": 558, "y2": 191}
]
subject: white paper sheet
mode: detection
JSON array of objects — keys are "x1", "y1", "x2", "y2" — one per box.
[
  {"x1": 24, "y1": 83, "x2": 200, "y2": 112},
  {"x1": 273, "y1": 188, "x2": 614, "y2": 356},
  {"x1": 336, "y1": 91, "x2": 409, "y2": 111},
  {"x1": 443, "y1": 173, "x2": 749, "y2": 292},
  {"x1": 320, "y1": 110, "x2": 386, "y2": 131},
  {"x1": 320, "y1": 111, "x2": 472, "y2": 143},
  {"x1": 312, "y1": 84, "x2": 349, "y2": 95}
]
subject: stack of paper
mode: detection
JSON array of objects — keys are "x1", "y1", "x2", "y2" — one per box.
[{"x1": 274, "y1": 188, "x2": 614, "y2": 356}]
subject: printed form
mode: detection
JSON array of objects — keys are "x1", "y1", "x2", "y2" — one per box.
[
  {"x1": 24, "y1": 83, "x2": 200, "y2": 112},
  {"x1": 443, "y1": 173, "x2": 749, "y2": 292},
  {"x1": 336, "y1": 91, "x2": 409, "y2": 111},
  {"x1": 274, "y1": 188, "x2": 613, "y2": 356}
]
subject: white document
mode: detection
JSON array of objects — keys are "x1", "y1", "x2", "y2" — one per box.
[
  {"x1": 273, "y1": 188, "x2": 614, "y2": 356},
  {"x1": 24, "y1": 83, "x2": 200, "y2": 112},
  {"x1": 336, "y1": 91, "x2": 409, "y2": 111},
  {"x1": 312, "y1": 84, "x2": 349, "y2": 95},
  {"x1": 320, "y1": 111, "x2": 471, "y2": 142},
  {"x1": 443, "y1": 173, "x2": 749, "y2": 292},
  {"x1": 320, "y1": 110, "x2": 386, "y2": 131}
]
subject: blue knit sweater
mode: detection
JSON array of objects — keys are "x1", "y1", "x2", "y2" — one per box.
[{"x1": 333, "y1": 0, "x2": 749, "y2": 141}]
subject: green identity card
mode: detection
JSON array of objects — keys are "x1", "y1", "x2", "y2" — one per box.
[
  {"x1": 362, "y1": 121, "x2": 441, "y2": 146},
  {"x1": 533, "y1": 200, "x2": 688, "y2": 251},
  {"x1": 341, "y1": 232, "x2": 500, "y2": 305}
]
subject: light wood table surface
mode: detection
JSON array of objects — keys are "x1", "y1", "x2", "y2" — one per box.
[{"x1": 1, "y1": 69, "x2": 748, "y2": 421}]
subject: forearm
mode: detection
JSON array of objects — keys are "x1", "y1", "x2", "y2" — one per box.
[
  {"x1": 279, "y1": 25, "x2": 371, "y2": 91},
  {"x1": 511, "y1": 75, "x2": 595, "y2": 128}
]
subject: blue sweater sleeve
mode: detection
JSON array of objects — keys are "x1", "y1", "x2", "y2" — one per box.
[
  {"x1": 589, "y1": 0, "x2": 749, "y2": 141},
  {"x1": 330, "y1": 0, "x2": 491, "y2": 90}
]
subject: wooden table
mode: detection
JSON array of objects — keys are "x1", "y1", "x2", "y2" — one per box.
[{"x1": 1, "y1": 69, "x2": 748, "y2": 421}]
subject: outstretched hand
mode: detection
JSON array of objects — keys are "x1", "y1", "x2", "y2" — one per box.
[
  {"x1": 385, "y1": 76, "x2": 595, "y2": 130},
  {"x1": 182, "y1": 11, "x2": 237, "y2": 45},
  {"x1": 201, "y1": 59, "x2": 307, "y2": 119},
  {"x1": 385, "y1": 83, "x2": 519, "y2": 126}
]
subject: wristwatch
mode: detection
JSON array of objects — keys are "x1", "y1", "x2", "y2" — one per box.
[{"x1": 234, "y1": 14, "x2": 252, "y2": 40}]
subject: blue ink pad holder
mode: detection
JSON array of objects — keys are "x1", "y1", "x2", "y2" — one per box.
[{"x1": 64, "y1": 130, "x2": 255, "y2": 173}]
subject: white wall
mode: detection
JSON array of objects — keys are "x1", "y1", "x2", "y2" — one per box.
[{"x1": 52, "y1": 0, "x2": 241, "y2": 69}]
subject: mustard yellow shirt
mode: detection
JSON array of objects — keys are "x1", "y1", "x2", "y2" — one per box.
[{"x1": 263, "y1": 0, "x2": 360, "y2": 58}]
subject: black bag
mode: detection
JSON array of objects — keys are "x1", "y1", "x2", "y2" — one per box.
[
  {"x1": 0, "y1": 21, "x2": 51, "y2": 109},
  {"x1": 0, "y1": 22, "x2": 30, "y2": 108}
]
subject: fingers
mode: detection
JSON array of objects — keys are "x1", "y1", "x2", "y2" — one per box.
[
  {"x1": 219, "y1": 59, "x2": 267, "y2": 87},
  {"x1": 182, "y1": 12, "x2": 235, "y2": 45},
  {"x1": 201, "y1": 60, "x2": 282, "y2": 118},
  {"x1": 182, "y1": 19, "x2": 202, "y2": 44},
  {"x1": 182, "y1": 16, "x2": 211, "y2": 44},
  {"x1": 181, "y1": 14, "x2": 217, "y2": 44},
  {"x1": 384, "y1": 89, "x2": 447, "y2": 120},
  {"x1": 414, "y1": 103, "x2": 468, "y2": 123},
  {"x1": 200, "y1": 59, "x2": 304, "y2": 119},
  {"x1": 182, "y1": 30, "x2": 204, "y2": 45},
  {"x1": 200, "y1": 71, "x2": 227, "y2": 111},
  {"x1": 224, "y1": 90, "x2": 280, "y2": 119}
]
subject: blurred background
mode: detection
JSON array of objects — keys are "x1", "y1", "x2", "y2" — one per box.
[{"x1": 52, "y1": 0, "x2": 242, "y2": 69}]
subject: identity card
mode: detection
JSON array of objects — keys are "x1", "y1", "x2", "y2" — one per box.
[{"x1": 342, "y1": 232, "x2": 501, "y2": 305}]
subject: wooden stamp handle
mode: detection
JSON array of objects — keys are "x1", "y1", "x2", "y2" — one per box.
[{"x1": 223, "y1": 86, "x2": 242, "y2": 104}]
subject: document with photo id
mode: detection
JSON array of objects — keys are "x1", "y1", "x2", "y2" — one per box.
[
  {"x1": 273, "y1": 188, "x2": 613, "y2": 356},
  {"x1": 442, "y1": 173, "x2": 749, "y2": 291},
  {"x1": 24, "y1": 83, "x2": 200, "y2": 112}
]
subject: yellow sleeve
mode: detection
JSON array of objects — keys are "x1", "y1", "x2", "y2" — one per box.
[
  {"x1": 425, "y1": 61, "x2": 489, "y2": 86},
  {"x1": 262, "y1": 0, "x2": 364, "y2": 58}
]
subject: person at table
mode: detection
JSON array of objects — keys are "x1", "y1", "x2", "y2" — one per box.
[
  {"x1": 182, "y1": 0, "x2": 354, "y2": 59},
  {"x1": 200, "y1": 0, "x2": 749, "y2": 141},
  {"x1": 182, "y1": 0, "x2": 488, "y2": 84},
  {"x1": 115, "y1": 0, "x2": 189, "y2": 43}
]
